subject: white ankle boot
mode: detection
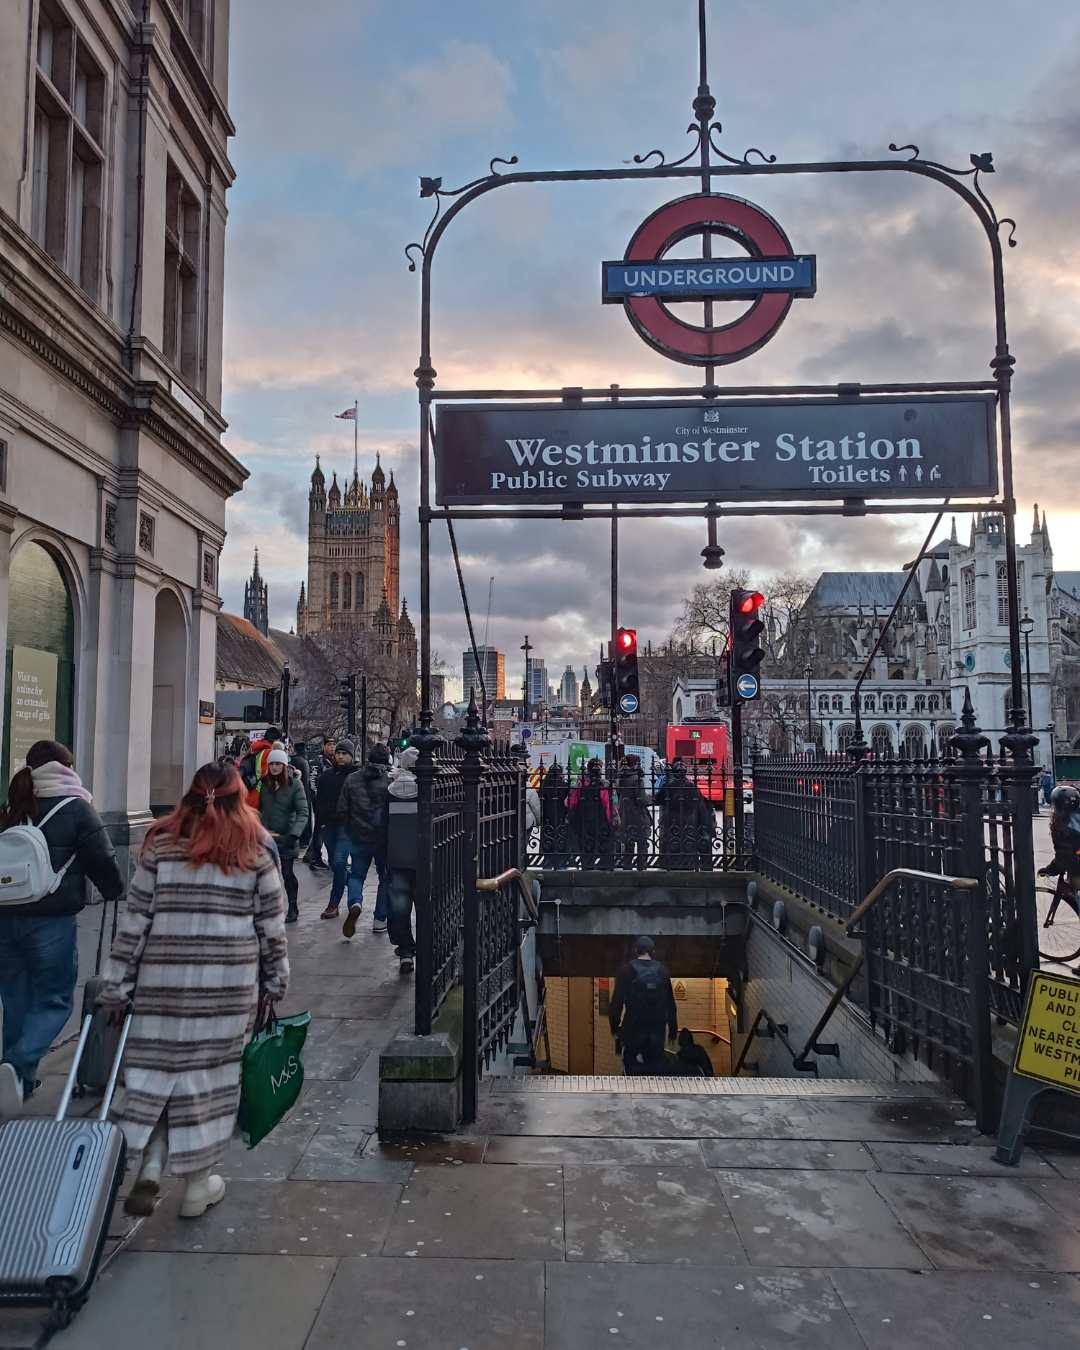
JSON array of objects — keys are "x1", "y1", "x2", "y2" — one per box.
[{"x1": 180, "y1": 1169, "x2": 226, "y2": 1218}]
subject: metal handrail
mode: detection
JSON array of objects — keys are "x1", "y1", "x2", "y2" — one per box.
[
  {"x1": 476, "y1": 867, "x2": 540, "y2": 925},
  {"x1": 682, "y1": 1026, "x2": 732, "y2": 1046},
  {"x1": 732, "y1": 1008, "x2": 796, "y2": 1075},
  {"x1": 790, "y1": 867, "x2": 979, "y2": 1072}
]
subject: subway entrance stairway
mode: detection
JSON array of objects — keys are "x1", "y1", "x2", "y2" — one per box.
[{"x1": 1, "y1": 867, "x2": 1075, "y2": 1350}]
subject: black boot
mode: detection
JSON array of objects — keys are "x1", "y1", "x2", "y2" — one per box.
[{"x1": 286, "y1": 903, "x2": 299, "y2": 924}]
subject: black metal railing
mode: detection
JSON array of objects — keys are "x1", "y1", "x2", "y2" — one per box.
[
  {"x1": 528, "y1": 760, "x2": 750, "y2": 871},
  {"x1": 415, "y1": 699, "x2": 527, "y2": 1091},
  {"x1": 752, "y1": 690, "x2": 1039, "y2": 1029}
]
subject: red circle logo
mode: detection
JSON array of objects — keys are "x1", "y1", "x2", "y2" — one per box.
[{"x1": 622, "y1": 193, "x2": 799, "y2": 366}]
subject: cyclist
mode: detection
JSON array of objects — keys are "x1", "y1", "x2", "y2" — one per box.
[{"x1": 1039, "y1": 784, "x2": 1080, "y2": 896}]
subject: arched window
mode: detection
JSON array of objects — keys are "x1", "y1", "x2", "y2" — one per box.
[
  {"x1": 903, "y1": 724, "x2": 927, "y2": 759},
  {"x1": 329, "y1": 573, "x2": 339, "y2": 609},
  {"x1": 342, "y1": 573, "x2": 352, "y2": 610},
  {"x1": 896, "y1": 694, "x2": 908, "y2": 711},
  {"x1": 870, "y1": 724, "x2": 893, "y2": 757},
  {"x1": 355, "y1": 572, "x2": 364, "y2": 612},
  {"x1": 937, "y1": 722, "x2": 956, "y2": 754},
  {"x1": 927, "y1": 695, "x2": 939, "y2": 713},
  {"x1": 4, "y1": 542, "x2": 76, "y2": 785},
  {"x1": 831, "y1": 694, "x2": 843, "y2": 712},
  {"x1": 914, "y1": 694, "x2": 926, "y2": 713},
  {"x1": 818, "y1": 694, "x2": 829, "y2": 713},
  {"x1": 863, "y1": 694, "x2": 876, "y2": 713},
  {"x1": 837, "y1": 722, "x2": 856, "y2": 753},
  {"x1": 882, "y1": 694, "x2": 894, "y2": 713}
]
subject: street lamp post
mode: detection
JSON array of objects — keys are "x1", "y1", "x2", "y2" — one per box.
[
  {"x1": 1020, "y1": 609, "x2": 1035, "y2": 729},
  {"x1": 804, "y1": 664, "x2": 813, "y2": 750}
]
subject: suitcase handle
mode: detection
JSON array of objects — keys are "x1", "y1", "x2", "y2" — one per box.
[{"x1": 55, "y1": 1006, "x2": 134, "y2": 1124}]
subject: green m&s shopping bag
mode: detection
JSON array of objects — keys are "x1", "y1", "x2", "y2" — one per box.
[{"x1": 237, "y1": 1005, "x2": 311, "y2": 1147}]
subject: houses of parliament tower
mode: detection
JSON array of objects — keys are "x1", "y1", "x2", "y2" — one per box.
[{"x1": 296, "y1": 455, "x2": 413, "y2": 660}]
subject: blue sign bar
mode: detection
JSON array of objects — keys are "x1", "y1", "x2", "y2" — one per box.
[{"x1": 602, "y1": 255, "x2": 816, "y2": 302}]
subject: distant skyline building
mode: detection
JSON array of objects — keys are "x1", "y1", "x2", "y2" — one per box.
[
  {"x1": 431, "y1": 672, "x2": 447, "y2": 708},
  {"x1": 559, "y1": 665, "x2": 579, "y2": 707},
  {"x1": 463, "y1": 645, "x2": 506, "y2": 701},
  {"x1": 527, "y1": 659, "x2": 549, "y2": 707}
]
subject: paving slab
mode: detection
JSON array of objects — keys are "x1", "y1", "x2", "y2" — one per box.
[
  {"x1": 217, "y1": 1117, "x2": 321, "y2": 1182},
  {"x1": 291, "y1": 1124, "x2": 413, "y2": 1181},
  {"x1": 304, "y1": 1257, "x2": 544, "y2": 1350},
  {"x1": 700, "y1": 1139, "x2": 874, "y2": 1170},
  {"x1": 294, "y1": 1076, "x2": 379, "y2": 1128},
  {"x1": 54, "y1": 1253, "x2": 337, "y2": 1350},
  {"x1": 831, "y1": 1268, "x2": 1080, "y2": 1349},
  {"x1": 364, "y1": 1134, "x2": 487, "y2": 1165},
  {"x1": 131, "y1": 1178, "x2": 402, "y2": 1257},
  {"x1": 300, "y1": 1017, "x2": 396, "y2": 1079},
  {"x1": 383, "y1": 1164, "x2": 564, "y2": 1260},
  {"x1": 563, "y1": 1165, "x2": 745, "y2": 1265},
  {"x1": 544, "y1": 1263, "x2": 867, "y2": 1349},
  {"x1": 870, "y1": 1172, "x2": 1080, "y2": 1271},
  {"x1": 866, "y1": 1141, "x2": 1056, "y2": 1176},
  {"x1": 1042, "y1": 1150, "x2": 1080, "y2": 1179},
  {"x1": 484, "y1": 1135, "x2": 705, "y2": 1166},
  {"x1": 713, "y1": 1168, "x2": 928, "y2": 1268}
]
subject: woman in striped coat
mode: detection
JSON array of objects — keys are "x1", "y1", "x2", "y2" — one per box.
[{"x1": 99, "y1": 762, "x2": 289, "y2": 1218}]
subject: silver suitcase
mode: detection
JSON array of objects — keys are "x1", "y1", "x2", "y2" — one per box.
[{"x1": 0, "y1": 1006, "x2": 132, "y2": 1326}]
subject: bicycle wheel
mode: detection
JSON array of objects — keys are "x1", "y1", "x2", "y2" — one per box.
[{"x1": 1037, "y1": 886, "x2": 1080, "y2": 964}]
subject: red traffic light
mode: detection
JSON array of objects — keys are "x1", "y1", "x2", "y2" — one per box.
[
  {"x1": 736, "y1": 591, "x2": 765, "y2": 615},
  {"x1": 616, "y1": 627, "x2": 637, "y2": 654}
]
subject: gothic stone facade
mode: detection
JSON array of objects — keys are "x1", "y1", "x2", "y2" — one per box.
[{"x1": 297, "y1": 457, "x2": 404, "y2": 641}]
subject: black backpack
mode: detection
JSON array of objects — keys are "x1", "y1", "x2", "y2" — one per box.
[{"x1": 626, "y1": 960, "x2": 667, "y2": 1024}]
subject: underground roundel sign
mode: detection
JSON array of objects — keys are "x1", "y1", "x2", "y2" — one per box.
[{"x1": 602, "y1": 193, "x2": 816, "y2": 367}]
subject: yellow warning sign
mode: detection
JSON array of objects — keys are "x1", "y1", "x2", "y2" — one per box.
[{"x1": 1013, "y1": 970, "x2": 1080, "y2": 1092}]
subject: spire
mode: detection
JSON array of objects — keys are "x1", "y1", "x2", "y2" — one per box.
[
  {"x1": 950, "y1": 516, "x2": 958, "y2": 544},
  {"x1": 252, "y1": 547, "x2": 261, "y2": 578},
  {"x1": 372, "y1": 452, "x2": 385, "y2": 487},
  {"x1": 1032, "y1": 501, "x2": 1041, "y2": 536},
  {"x1": 310, "y1": 454, "x2": 324, "y2": 486}
]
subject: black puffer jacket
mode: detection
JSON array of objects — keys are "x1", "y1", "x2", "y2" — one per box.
[
  {"x1": 314, "y1": 763, "x2": 354, "y2": 825},
  {"x1": 339, "y1": 763, "x2": 390, "y2": 849},
  {"x1": 1, "y1": 796, "x2": 125, "y2": 918}
]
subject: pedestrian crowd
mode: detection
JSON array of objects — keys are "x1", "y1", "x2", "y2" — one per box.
[
  {"x1": 0, "y1": 722, "x2": 420, "y2": 1226},
  {"x1": 536, "y1": 753, "x2": 716, "y2": 869}
]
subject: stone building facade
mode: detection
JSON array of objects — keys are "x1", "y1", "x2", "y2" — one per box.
[
  {"x1": 296, "y1": 455, "x2": 404, "y2": 647},
  {"x1": 0, "y1": 0, "x2": 242, "y2": 849}
]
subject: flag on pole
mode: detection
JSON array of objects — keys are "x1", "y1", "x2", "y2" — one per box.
[{"x1": 335, "y1": 407, "x2": 357, "y2": 421}]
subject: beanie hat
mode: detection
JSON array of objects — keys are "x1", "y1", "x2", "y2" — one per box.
[
  {"x1": 336, "y1": 739, "x2": 356, "y2": 757},
  {"x1": 267, "y1": 748, "x2": 289, "y2": 767},
  {"x1": 369, "y1": 743, "x2": 391, "y2": 765}
]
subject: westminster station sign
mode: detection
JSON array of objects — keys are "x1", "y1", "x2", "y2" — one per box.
[{"x1": 434, "y1": 395, "x2": 998, "y2": 506}]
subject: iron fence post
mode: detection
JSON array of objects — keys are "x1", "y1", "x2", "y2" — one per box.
[
  {"x1": 412, "y1": 724, "x2": 438, "y2": 1036},
  {"x1": 949, "y1": 690, "x2": 994, "y2": 1125},
  {"x1": 458, "y1": 696, "x2": 488, "y2": 1125},
  {"x1": 999, "y1": 718, "x2": 1041, "y2": 989}
]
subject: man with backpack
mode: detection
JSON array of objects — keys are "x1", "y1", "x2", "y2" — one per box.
[{"x1": 608, "y1": 936, "x2": 678, "y2": 1076}]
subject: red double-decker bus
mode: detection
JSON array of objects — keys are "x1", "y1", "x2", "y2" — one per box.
[{"x1": 665, "y1": 722, "x2": 732, "y2": 803}]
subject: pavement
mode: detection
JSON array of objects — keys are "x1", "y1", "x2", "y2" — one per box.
[{"x1": 0, "y1": 861, "x2": 1077, "y2": 1348}]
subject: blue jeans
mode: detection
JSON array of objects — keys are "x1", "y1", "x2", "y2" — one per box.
[
  {"x1": 0, "y1": 915, "x2": 78, "y2": 1092},
  {"x1": 385, "y1": 869, "x2": 416, "y2": 957},
  {"x1": 326, "y1": 827, "x2": 384, "y2": 911}
]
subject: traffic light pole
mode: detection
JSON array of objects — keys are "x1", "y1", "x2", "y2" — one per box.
[
  {"x1": 608, "y1": 504, "x2": 620, "y2": 768},
  {"x1": 732, "y1": 695, "x2": 745, "y2": 860},
  {"x1": 360, "y1": 674, "x2": 368, "y2": 763}
]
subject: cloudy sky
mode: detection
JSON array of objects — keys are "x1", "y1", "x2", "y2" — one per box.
[{"x1": 218, "y1": 0, "x2": 1080, "y2": 696}]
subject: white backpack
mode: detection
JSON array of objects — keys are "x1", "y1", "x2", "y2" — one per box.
[{"x1": 0, "y1": 798, "x2": 78, "y2": 907}]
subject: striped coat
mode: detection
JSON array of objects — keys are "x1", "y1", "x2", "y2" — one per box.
[{"x1": 100, "y1": 839, "x2": 289, "y2": 1175}]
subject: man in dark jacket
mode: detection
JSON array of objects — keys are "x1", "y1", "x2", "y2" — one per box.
[
  {"x1": 656, "y1": 758, "x2": 714, "y2": 869},
  {"x1": 0, "y1": 742, "x2": 125, "y2": 1115},
  {"x1": 337, "y1": 744, "x2": 392, "y2": 939},
  {"x1": 303, "y1": 735, "x2": 337, "y2": 870},
  {"x1": 608, "y1": 936, "x2": 677, "y2": 1076},
  {"x1": 316, "y1": 740, "x2": 357, "y2": 918},
  {"x1": 567, "y1": 759, "x2": 618, "y2": 869},
  {"x1": 290, "y1": 741, "x2": 314, "y2": 851},
  {"x1": 617, "y1": 755, "x2": 650, "y2": 871}
]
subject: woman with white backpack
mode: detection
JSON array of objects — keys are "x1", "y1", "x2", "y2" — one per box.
[{"x1": 0, "y1": 740, "x2": 125, "y2": 1117}]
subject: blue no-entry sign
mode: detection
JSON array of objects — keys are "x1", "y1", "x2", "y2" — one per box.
[
  {"x1": 735, "y1": 673, "x2": 760, "y2": 701},
  {"x1": 619, "y1": 692, "x2": 640, "y2": 715}
]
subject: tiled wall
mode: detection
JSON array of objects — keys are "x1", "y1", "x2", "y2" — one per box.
[{"x1": 738, "y1": 921, "x2": 940, "y2": 1085}]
